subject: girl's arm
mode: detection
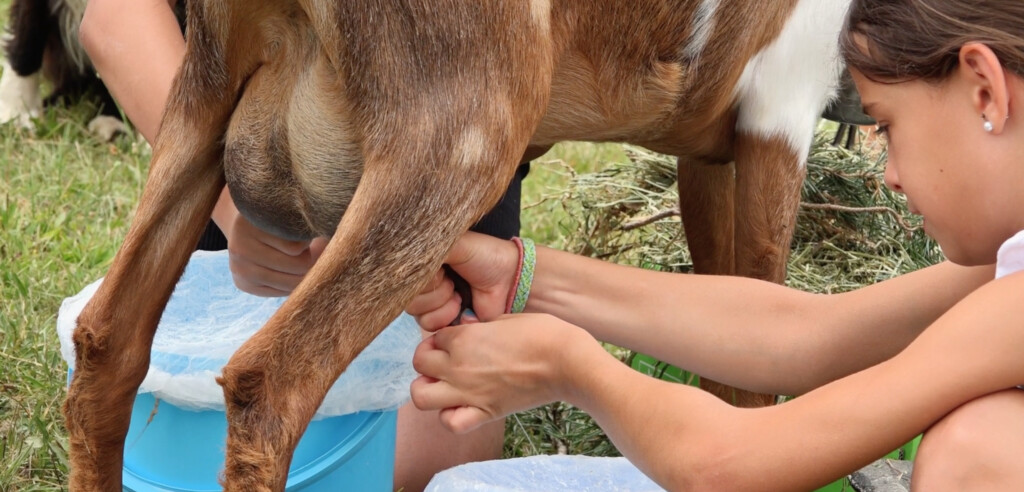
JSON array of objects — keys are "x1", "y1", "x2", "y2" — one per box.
[
  {"x1": 414, "y1": 233, "x2": 995, "y2": 395},
  {"x1": 80, "y1": 0, "x2": 184, "y2": 144},
  {"x1": 528, "y1": 245, "x2": 994, "y2": 395},
  {"x1": 462, "y1": 272, "x2": 1024, "y2": 491},
  {"x1": 574, "y1": 271, "x2": 1024, "y2": 490}
]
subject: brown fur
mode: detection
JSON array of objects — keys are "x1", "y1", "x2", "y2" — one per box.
[{"x1": 64, "y1": 0, "x2": 832, "y2": 489}]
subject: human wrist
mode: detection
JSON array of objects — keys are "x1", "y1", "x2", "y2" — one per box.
[{"x1": 554, "y1": 325, "x2": 617, "y2": 408}]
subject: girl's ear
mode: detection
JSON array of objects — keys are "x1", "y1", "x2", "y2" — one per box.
[{"x1": 959, "y1": 43, "x2": 1010, "y2": 133}]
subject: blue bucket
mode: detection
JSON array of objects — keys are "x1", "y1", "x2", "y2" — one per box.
[
  {"x1": 121, "y1": 393, "x2": 396, "y2": 492},
  {"x1": 66, "y1": 351, "x2": 399, "y2": 491},
  {"x1": 57, "y1": 251, "x2": 415, "y2": 491},
  {"x1": 64, "y1": 367, "x2": 396, "y2": 492}
]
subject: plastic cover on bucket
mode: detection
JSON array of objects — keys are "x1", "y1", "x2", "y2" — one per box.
[
  {"x1": 56, "y1": 250, "x2": 421, "y2": 417},
  {"x1": 425, "y1": 455, "x2": 666, "y2": 492}
]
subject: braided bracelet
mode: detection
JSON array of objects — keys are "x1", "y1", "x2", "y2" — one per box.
[{"x1": 504, "y1": 237, "x2": 536, "y2": 314}]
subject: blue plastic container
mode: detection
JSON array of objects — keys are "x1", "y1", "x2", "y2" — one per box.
[
  {"x1": 120, "y1": 393, "x2": 397, "y2": 492},
  {"x1": 57, "y1": 251, "x2": 411, "y2": 491}
]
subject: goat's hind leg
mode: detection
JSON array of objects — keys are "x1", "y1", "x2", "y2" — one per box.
[
  {"x1": 217, "y1": 6, "x2": 552, "y2": 488},
  {"x1": 63, "y1": 3, "x2": 255, "y2": 489},
  {"x1": 218, "y1": 140, "x2": 532, "y2": 491}
]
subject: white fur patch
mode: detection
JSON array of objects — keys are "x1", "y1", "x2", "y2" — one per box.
[
  {"x1": 682, "y1": 0, "x2": 719, "y2": 64},
  {"x1": 732, "y1": 0, "x2": 852, "y2": 163},
  {"x1": 0, "y1": 61, "x2": 43, "y2": 129},
  {"x1": 529, "y1": 0, "x2": 551, "y2": 33},
  {"x1": 454, "y1": 125, "x2": 489, "y2": 170}
]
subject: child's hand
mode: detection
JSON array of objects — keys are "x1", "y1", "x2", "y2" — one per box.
[
  {"x1": 214, "y1": 190, "x2": 326, "y2": 296},
  {"x1": 410, "y1": 313, "x2": 597, "y2": 433},
  {"x1": 407, "y1": 231, "x2": 521, "y2": 331}
]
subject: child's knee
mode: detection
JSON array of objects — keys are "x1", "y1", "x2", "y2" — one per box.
[{"x1": 914, "y1": 389, "x2": 1024, "y2": 491}]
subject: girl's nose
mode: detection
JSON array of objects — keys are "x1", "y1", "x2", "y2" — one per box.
[{"x1": 884, "y1": 163, "x2": 902, "y2": 193}]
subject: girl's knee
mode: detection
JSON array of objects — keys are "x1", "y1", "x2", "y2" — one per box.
[{"x1": 913, "y1": 389, "x2": 1024, "y2": 491}]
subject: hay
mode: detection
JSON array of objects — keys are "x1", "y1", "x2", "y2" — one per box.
[{"x1": 556, "y1": 130, "x2": 945, "y2": 294}]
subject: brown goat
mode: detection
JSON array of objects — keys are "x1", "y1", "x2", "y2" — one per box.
[{"x1": 63, "y1": 0, "x2": 852, "y2": 490}]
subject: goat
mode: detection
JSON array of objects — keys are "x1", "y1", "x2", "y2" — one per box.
[{"x1": 63, "y1": 0, "x2": 852, "y2": 490}]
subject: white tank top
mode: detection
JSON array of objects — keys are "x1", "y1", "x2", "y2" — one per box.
[{"x1": 996, "y1": 230, "x2": 1024, "y2": 279}]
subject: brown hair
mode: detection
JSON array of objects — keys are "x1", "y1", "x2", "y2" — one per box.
[{"x1": 841, "y1": 0, "x2": 1024, "y2": 83}]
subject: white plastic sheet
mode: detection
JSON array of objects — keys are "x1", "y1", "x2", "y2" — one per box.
[
  {"x1": 425, "y1": 455, "x2": 666, "y2": 492},
  {"x1": 56, "y1": 250, "x2": 421, "y2": 417}
]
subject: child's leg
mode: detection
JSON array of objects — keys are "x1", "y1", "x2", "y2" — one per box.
[
  {"x1": 394, "y1": 403, "x2": 505, "y2": 492},
  {"x1": 912, "y1": 389, "x2": 1024, "y2": 491}
]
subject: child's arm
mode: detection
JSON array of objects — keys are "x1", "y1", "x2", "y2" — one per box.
[
  {"x1": 526, "y1": 245, "x2": 995, "y2": 394},
  {"x1": 415, "y1": 271, "x2": 1021, "y2": 491},
  {"x1": 573, "y1": 271, "x2": 1024, "y2": 490},
  {"x1": 80, "y1": 0, "x2": 184, "y2": 144},
  {"x1": 412, "y1": 233, "x2": 995, "y2": 395}
]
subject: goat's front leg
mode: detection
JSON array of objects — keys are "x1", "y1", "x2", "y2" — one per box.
[
  {"x1": 699, "y1": 131, "x2": 806, "y2": 409},
  {"x1": 62, "y1": 5, "x2": 252, "y2": 489}
]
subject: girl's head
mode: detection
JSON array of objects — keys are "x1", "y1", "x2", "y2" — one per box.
[
  {"x1": 841, "y1": 1, "x2": 1024, "y2": 84},
  {"x1": 839, "y1": 0, "x2": 1024, "y2": 265}
]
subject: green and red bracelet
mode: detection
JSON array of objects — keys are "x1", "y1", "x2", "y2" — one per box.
[{"x1": 504, "y1": 237, "x2": 536, "y2": 314}]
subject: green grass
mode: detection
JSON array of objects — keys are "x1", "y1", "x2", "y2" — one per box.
[
  {"x1": 1, "y1": 102, "x2": 153, "y2": 489},
  {"x1": 521, "y1": 142, "x2": 628, "y2": 247}
]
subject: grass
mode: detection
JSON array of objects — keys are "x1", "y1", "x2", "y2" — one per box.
[{"x1": 0, "y1": 102, "x2": 154, "y2": 489}]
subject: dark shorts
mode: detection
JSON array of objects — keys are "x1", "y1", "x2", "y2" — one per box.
[{"x1": 195, "y1": 163, "x2": 531, "y2": 251}]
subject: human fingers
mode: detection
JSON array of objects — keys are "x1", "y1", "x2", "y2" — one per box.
[
  {"x1": 438, "y1": 406, "x2": 495, "y2": 434},
  {"x1": 228, "y1": 252, "x2": 308, "y2": 295},
  {"x1": 409, "y1": 375, "x2": 467, "y2": 411},
  {"x1": 444, "y1": 232, "x2": 522, "y2": 320},
  {"x1": 412, "y1": 335, "x2": 450, "y2": 378},
  {"x1": 309, "y1": 237, "x2": 329, "y2": 262},
  {"x1": 445, "y1": 232, "x2": 518, "y2": 286},
  {"x1": 412, "y1": 293, "x2": 463, "y2": 332},
  {"x1": 231, "y1": 224, "x2": 316, "y2": 276},
  {"x1": 408, "y1": 272, "x2": 463, "y2": 327},
  {"x1": 408, "y1": 272, "x2": 454, "y2": 312}
]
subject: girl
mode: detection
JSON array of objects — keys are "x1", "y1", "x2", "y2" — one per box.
[{"x1": 407, "y1": 1, "x2": 1024, "y2": 490}]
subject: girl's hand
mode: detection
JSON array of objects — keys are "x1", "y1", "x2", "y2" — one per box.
[
  {"x1": 407, "y1": 231, "x2": 521, "y2": 331},
  {"x1": 213, "y1": 188, "x2": 327, "y2": 296},
  {"x1": 409, "y1": 313, "x2": 602, "y2": 433}
]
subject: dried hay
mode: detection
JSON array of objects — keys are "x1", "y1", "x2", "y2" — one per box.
[{"x1": 555, "y1": 130, "x2": 944, "y2": 294}]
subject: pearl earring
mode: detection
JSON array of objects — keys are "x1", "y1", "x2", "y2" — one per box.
[{"x1": 984, "y1": 119, "x2": 994, "y2": 132}]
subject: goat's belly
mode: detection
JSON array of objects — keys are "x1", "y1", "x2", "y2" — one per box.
[{"x1": 223, "y1": 57, "x2": 363, "y2": 241}]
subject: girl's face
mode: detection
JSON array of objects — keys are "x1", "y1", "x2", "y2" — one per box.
[{"x1": 850, "y1": 65, "x2": 1024, "y2": 266}]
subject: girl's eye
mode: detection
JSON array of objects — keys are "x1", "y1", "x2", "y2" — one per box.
[{"x1": 875, "y1": 124, "x2": 890, "y2": 139}]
